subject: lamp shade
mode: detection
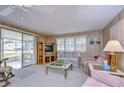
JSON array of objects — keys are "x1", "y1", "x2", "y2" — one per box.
[{"x1": 103, "y1": 40, "x2": 124, "y2": 52}]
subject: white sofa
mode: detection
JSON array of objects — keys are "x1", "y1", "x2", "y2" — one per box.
[{"x1": 57, "y1": 52, "x2": 81, "y2": 67}]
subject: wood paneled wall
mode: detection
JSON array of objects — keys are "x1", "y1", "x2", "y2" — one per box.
[{"x1": 103, "y1": 9, "x2": 124, "y2": 72}]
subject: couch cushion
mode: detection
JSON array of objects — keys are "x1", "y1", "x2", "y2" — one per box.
[
  {"x1": 99, "y1": 52, "x2": 107, "y2": 59},
  {"x1": 58, "y1": 58, "x2": 79, "y2": 62},
  {"x1": 83, "y1": 77, "x2": 109, "y2": 87},
  {"x1": 58, "y1": 52, "x2": 80, "y2": 58},
  {"x1": 68, "y1": 58, "x2": 79, "y2": 62},
  {"x1": 91, "y1": 70, "x2": 124, "y2": 87},
  {"x1": 57, "y1": 57, "x2": 79, "y2": 67},
  {"x1": 59, "y1": 52, "x2": 66, "y2": 58},
  {"x1": 96, "y1": 57, "x2": 104, "y2": 66}
]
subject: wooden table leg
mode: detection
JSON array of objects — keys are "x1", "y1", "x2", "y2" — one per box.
[
  {"x1": 46, "y1": 66, "x2": 48, "y2": 75},
  {"x1": 65, "y1": 69, "x2": 68, "y2": 79}
]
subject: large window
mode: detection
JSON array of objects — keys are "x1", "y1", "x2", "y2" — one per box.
[
  {"x1": 75, "y1": 36, "x2": 86, "y2": 52},
  {"x1": 1, "y1": 29, "x2": 22, "y2": 69},
  {"x1": 57, "y1": 36, "x2": 86, "y2": 52},
  {"x1": 0, "y1": 28, "x2": 35, "y2": 69},
  {"x1": 65, "y1": 37, "x2": 74, "y2": 51},
  {"x1": 23, "y1": 34, "x2": 34, "y2": 67},
  {"x1": 57, "y1": 38, "x2": 64, "y2": 51}
]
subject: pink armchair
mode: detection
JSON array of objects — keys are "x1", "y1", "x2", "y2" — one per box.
[
  {"x1": 83, "y1": 53, "x2": 107, "y2": 74},
  {"x1": 83, "y1": 70, "x2": 124, "y2": 87},
  {"x1": 83, "y1": 58, "x2": 96, "y2": 74}
]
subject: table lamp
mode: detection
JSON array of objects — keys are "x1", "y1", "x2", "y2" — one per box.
[{"x1": 103, "y1": 40, "x2": 124, "y2": 71}]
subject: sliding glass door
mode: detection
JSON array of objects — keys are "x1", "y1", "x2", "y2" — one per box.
[
  {"x1": 22, "y1": 34, "x2": 34, "y2": 67},
  {"x1": 0, "y1": 29, "x2": 36, "y2": 69},
  {"x1": 1, "y1": 29, "x2": 22, "y2": 69}
]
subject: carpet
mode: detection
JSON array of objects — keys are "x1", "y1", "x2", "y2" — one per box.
[
  {"x1": 8, "y1": 64, "x2": 88, "y2": 87},
  {"x1": 14, "y1": 69, "x2": 35, "y2": 79}
]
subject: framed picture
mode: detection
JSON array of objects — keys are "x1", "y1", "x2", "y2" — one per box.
[{"x1": 90, "y1": 37, "x2": 101, "y2": 45}]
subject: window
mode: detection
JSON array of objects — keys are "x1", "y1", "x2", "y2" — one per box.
[
  {"x1": 65, "y1": 37, "x2": 74, "y2": 51},
  {"x1": 23, "y1": 34, "x2": 34, "y2": 67},
  {"x1": 56, "y1": 36, "x2": 86, "y2": 52},
  {"x1": 0, "y1": 28, "x2": 36, "y2": 69},
  {"x1": 57, "y1": 38, "x2": 64, "y2": 51},
  {"x1": 75, "y1": 36, "x2": 86, "y2": 52},
  {"x1": 1, "y1": 29, "x2": 22, "y2": 69}
]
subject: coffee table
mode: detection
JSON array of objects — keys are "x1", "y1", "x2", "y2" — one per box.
[{"x1": 45, "y1": 62, "x2": 73, "y2": 79}]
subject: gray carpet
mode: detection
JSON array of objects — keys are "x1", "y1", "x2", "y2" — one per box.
[
  {"x1": 8, "y1": 64, "x2": 88, "y2": 87},
  {"x1": 14, "y1": 69, "x2": 35, "y2": 79}
]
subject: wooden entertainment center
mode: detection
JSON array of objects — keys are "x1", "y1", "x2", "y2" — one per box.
[{"x1": 37, "y1": 36, "x2": 57, "y2": 64}]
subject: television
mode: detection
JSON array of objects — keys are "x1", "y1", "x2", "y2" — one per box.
[{"x1": 45, "y1": 45, "x2": 53, "y2": 52}]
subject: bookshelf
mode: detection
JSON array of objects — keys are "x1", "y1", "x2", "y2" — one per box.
[
  {"x1": 37, "y1": 42, "x2": 45, "y2": 64},
  {"x1": 37, "y1": 36, "x2": 57, "y2": 64}
]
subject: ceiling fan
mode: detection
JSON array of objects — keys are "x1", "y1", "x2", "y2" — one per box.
[{"x1": 0, "y1": 5, "x2": 32, "y2": 16}]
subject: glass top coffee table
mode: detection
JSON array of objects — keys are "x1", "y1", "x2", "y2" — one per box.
[{"x1": 45, "y1": 62, "x2": 73, "y2": 79}]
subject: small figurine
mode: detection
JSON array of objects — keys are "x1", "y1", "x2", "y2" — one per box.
[{"x1": 103, "y1": 60, "x2": 111, "y2": 71}]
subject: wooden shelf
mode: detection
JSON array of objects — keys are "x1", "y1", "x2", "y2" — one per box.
[
  {"x1": 37, "y1": 42, "x2": 44, "y2": 64},
  {"x1": 37, "y1": 41, "x2": 57, "y2": 64}
]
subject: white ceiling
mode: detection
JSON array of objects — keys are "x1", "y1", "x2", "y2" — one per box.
[{"x1": 0, "y1": 5, "x2": 124, "y2": 35}]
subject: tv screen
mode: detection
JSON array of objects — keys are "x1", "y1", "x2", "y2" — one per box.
[{"x1": 45, "y1": 45, "x2": 53, "y2": 52}]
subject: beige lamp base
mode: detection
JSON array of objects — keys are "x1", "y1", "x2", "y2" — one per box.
[{"x1": 108, "y1": 53, "x2": 118, "y2": 72}]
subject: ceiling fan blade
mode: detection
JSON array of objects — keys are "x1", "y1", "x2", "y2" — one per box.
[
  {"x1": 22, "y1": 7, "x2": 30, "y2": 13},
  {"x1": 0, "y1": 6, "x2": 16, "y2": 16}
]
